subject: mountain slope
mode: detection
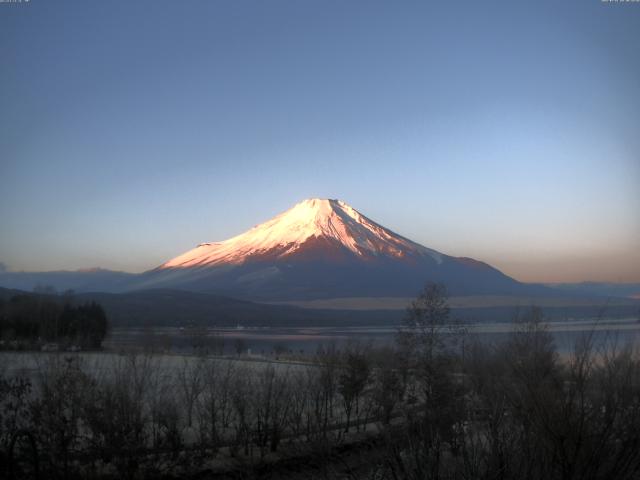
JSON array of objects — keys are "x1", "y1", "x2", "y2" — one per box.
[
  {"x1": 160, "y1": 199, "x2": 443, "y2": 268},
  {"x1": 134, "y1": 198, "x2": 550, "y2": 300}
]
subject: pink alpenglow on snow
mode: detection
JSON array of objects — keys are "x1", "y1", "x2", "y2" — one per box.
[
  {"x1": 160, "y1": 198, "x2": 443, "y2": 269},
  {"x1": 147, "y1": 197, "x2": 535, "y2": 300}
]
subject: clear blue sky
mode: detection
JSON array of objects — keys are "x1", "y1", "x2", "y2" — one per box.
[{"x1": 1, "y1": 0, "x2": 638, "y2": 282}]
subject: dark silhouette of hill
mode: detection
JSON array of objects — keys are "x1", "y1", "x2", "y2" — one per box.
[{"x1": 2, "y1": 287, "x2": 637, "y2": 328}]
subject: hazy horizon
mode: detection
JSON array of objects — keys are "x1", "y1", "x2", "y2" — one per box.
[{"x1": 1, "y1": 1, "x2": 639, "y2": 283}]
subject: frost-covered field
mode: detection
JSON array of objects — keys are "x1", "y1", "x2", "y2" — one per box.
[{"x1": 0, "y1": 347, "x2": 377, "y2": 470}]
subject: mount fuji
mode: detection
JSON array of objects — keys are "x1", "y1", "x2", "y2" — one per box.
[{"x1": 132, "y1": 198, "x2": 544, "y2": 300}]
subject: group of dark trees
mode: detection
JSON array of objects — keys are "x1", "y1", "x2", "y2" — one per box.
[
  {"x1": 0, "y1": 348, "x2": 384, "y2": 479},
  {"x1": 0, "y1": 292, "x2": 109, "y2": 349},
  {"x1": 376, "y1": 284, "x2": 640, "y2": 480},
  {"x1": 1, "y1": 283, "x2": 640, "y2": 479}
]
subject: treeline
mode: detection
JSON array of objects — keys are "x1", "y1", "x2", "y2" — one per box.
[
  {"x1": 1, "y1": 284, "x2": 640, "y2": 479},
  {"x1": 0, "y1": 293, "x2": 109, "y2": 349}
]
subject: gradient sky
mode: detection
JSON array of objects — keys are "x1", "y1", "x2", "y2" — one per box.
[{"x1": 1, "y1": 0, "x2": 639, "y2": 283}]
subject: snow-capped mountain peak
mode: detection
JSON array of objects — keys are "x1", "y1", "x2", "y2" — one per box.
[{"x1": 160, "y1": 198, "x2": 442, "y2": 269}]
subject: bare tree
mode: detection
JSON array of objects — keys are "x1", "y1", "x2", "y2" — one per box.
[
  {"x1": 315, "y1": 344, "x2": 340, "y2": 440},
  {"x1": 372, "y1": 355, "x2": 403, "y2": 425},
  {"x1": 252, "y1": 365, "x2": 291, "y2": 456},
  {"x1": 197, "y1": 359, "x2": 236, "y2": 454},
  {"x1": 234, "y1": 338, "x2": 248, "y2": 356},
  {"x1": 31, "y1": 355, "x2": 93, "y2": 479},
  {"x1": 286, "y1": 369, "x2": 310, "y2": 439},
  {"x1": 82, "y1": 354, "x2": 152, "y2": 479},
  {"x1": 230, "y1": 365, "x2": 254, "y2": 456},
  {"x1": 177, "y1": 356, "x2": 204, "y2": 428},
  {"x1": 338, "y1": 341, "x2": 371, "y2": 432},
  {"x1": 378, "y1": 283, "x2": 466, "y2": 480}
]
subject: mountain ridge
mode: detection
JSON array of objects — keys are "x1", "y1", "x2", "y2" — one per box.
[
  {"x1": 1, "y1": 199, "x2": 609, "y2": 302},
  {"x1": 137, "y1": 198, "x2": 546, "y2": 300}
]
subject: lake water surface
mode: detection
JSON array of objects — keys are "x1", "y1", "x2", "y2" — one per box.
[{"x1": 104, "y1": 317, "x2": 640, "y2": 356}]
